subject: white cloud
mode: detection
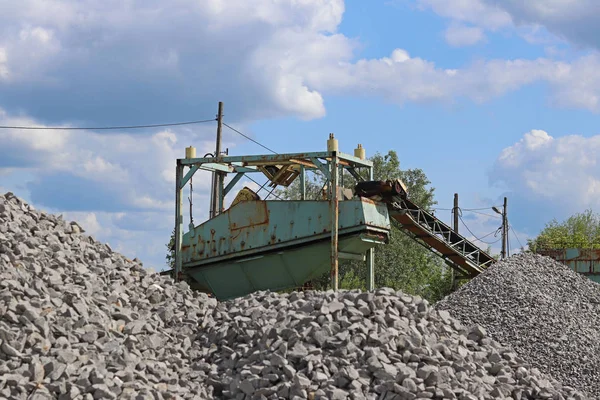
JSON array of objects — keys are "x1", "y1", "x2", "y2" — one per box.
[
  {"x1": 417, "y1": 0, "x2": 600, "y2": 52},
  {"x1": 0, "y1": 48, "x2": 8, "y2": 80},
  {"x1": 0, "y1": 0, "x2": 348, "y2": 122},
  {"x1": 491, "y1": 129, "x2": 600, "y2": 214},
  {"x1": 305, "y1": 48, "x2": 600, "y2": 113},
  {"x1": 444, "y1": 23, "x2": 486, "y2": 47},
  {"x1": 416, "y1": 0, "x2": 512, "y2": 30}
]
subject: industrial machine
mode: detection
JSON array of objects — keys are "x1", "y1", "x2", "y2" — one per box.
[{"x1": 164, "y1": 135, "x2": 495, "y2": 300}]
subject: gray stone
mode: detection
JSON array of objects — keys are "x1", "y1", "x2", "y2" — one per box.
[{"x1": 0, "y1": 193, "x2": 589, "y2": 400}]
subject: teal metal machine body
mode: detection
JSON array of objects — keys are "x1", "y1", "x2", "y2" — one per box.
[
  {"x1": 170, "y1": 144, "x2": 382, "y2": 300},
  {"x1": 181, "y1": 199, "x2": 390, "y2": 300}
]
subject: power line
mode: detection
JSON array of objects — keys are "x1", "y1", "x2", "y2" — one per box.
[
  {"x1": 463, "y1": 206, "x2": 500, "y2": 211},
  {"x1": 222, "y1": 122, "x2": 278, "y2": 154},
  {"x1": 244, "y1": 174, "x2": 283, "y2": 201},
  {"x1": 459, "y1": 214, "x2": 502, "y2": 245},
  {"x1": 0, "y1": 118, "x2": 216, "y2": 130},
  {"x1": 509, "y1": 224, "x2": 526, "y2": 250},
  {"x1": 466, "y1": 209, "x2": 502, "y2": 219},
  {"x1": 433, "y1": 207, "x2": 502, "y2": 217}
]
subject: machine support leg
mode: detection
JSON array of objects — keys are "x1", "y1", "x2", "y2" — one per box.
[
  {"x1": 300, "y1": 165, "x2": 306, "y2": 200},
  {"x1": 175, "y1": 162, "x2": 184, "y2": 282},
  {"x1": 330, "y1": 153, "x2": 339, "y2": 291},
  {"x1": 367, "y1": 248, "x2": 374, "y2": 291},
  {"x1": 366, "y1": 164, "x2": 375, "y2": 291}
]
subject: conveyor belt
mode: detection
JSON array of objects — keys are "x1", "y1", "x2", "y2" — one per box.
[{"x1": 386, "y1": 197, "x2": 495, "y2": 277}]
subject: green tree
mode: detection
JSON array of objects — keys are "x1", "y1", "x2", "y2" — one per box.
[
  {"x1": 528, "y1": 209, "x2": 600, "y2": 251},
  {"x1": 166, "y1": 227, "x2": 175, "y2": 271}
]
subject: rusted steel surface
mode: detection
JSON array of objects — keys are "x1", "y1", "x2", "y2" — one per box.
[
  {"x1": 180, "y1": 199, "x2": 391, "y2": 269},
  {"x1": 179, "y1": 150, "x2": 373, "y2": 170},
  {"x1": 538, "y1": 249, "x2": 600, "y2": 281}
]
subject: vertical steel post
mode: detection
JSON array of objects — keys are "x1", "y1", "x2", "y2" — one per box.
[
  {"x1": 366, "y1": 164, "x2": 375, "y2": 291},
  {"x1": 330, "y1": 153, "x2": 339, "y2": 291},
  {"x1": 300, "y1": 165, "x2": 306, "y2": 200},
  {"x1": 174, "y1": 161, "x2": 184, "y2": 282}
]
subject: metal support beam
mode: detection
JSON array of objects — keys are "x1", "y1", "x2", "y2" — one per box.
[
  {"x1": 182, "y1": 165, "x2": 200, "y2": 188},
  {"x1": 339, "y1": 252, "x2": 365, "y2": 261},
  {"x1": 175, "y1": 161, "x2": 184, "y2": 282},
  {"x1": 300, "y1": 165, "x2": 306, "y2": 200},
  {"x1": 367, "y1": 165, "x2": 375, "y2": 291},
  {"x1": 180, "y1": 151, "x2": 373, "y2": 167},
  {"x1": 330, "y1": 152, "x2": 339, "y2": 291},
  {"x1": 346, "y1": 167, "x2": 363, "y2": 183},
  {"x1": 311, "y1": 157, "x2": 331, "y2": 181},
  {"x1": 224, "y1": 172, "x2": 245, "y2": 197}
]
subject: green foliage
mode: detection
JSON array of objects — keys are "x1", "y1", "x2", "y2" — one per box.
[
  {"x1": 528, "y1": 209, "x2": 600, "y2": 251},
  {"x1": 166, "y1": 227, "x2": 175, "y2": 271}
]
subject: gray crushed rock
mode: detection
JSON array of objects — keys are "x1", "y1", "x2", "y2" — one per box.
[
  {"x1": 0, "y1": 192, "x2": 590, "y2": 399},
  {"x1": 436, "y1": 252, "x2": 600, "y2": 398},
  {"x1": 0, "y1": 192, "x2": 216, "y2": 399},
  {"x1": 200, "y1": 288, "x2": 587, "y2": 399}
]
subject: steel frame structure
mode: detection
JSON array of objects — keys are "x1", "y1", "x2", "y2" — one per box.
[{"x1": 174, "y1": 150, "x2": 376, "y2": 290}]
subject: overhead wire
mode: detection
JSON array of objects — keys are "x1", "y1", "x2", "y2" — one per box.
[
  {"x1": 432, "y1": 207, "x2": 502, "y2": 219},
  {"x1": 466, "y1": 209, "x2": 502, "y2": 219},
  {"x1": 458, "y1": 213, "x2": 502, "y2": 245},
  {"x1": 244, "y1": 174, "x2": 283, "y2": 201},
  {"x1": 509, "y1": 223, "x2": 525, "y2": 250},
  {"x1": 0, "y1": 118, "x2": 216, "y2": 130},
  {"x1": 222, "y1": 122, "x2": 278, "y2": 154},
  {"x1": 463, "y1": 206, "x2": 501, "y2": 211}
]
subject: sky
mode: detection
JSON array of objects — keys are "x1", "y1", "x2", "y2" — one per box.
[{"x1": 2, "y1": 0, "x2": 600, "y2": 272}]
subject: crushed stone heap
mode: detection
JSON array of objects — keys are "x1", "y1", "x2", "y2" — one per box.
[
  {"x1": 0, "y1": 192, "x2": 590, "y2": 399},
  {"x1": 0, "y1": 193, "x2": 216, "y2": 399},
  {"x1": 436, "y1": 252, "x2": 600, "y2": 398}
]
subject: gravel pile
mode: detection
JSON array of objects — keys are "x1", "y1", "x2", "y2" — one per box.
[
  {"x1": 436, "y1": 253, "x2": 600, "y2": 398},
  {"x1": 0, "y1": 193, "x2": 216, "y2": 399},
  {"x1": 0, "y1": 192, "x2": 590, "y2": 399}
]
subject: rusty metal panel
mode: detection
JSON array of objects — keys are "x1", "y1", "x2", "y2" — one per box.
[
  {"x1": 538, "y1": 248, "x2": 600, "y2": 280},
  {"x1": 228, "y1": 200, "x2": 268, "y2": 231},
  {"x1": 181, "y1": 198, "x2": 390, "y2": 268}
]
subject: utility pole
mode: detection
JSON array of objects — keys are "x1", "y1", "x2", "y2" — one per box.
[
  {"x1": 453, "y1": 193, "x2": 459, "y2": 233},
  {"x1": 211, "y1": 102, "x2": 224, "y2": 218},
  {"x1": 452, "y1": 193, "x2": 459, "y2": 288},
  {"x1": 502, "y1": 196, "x2": 508, "y2": 258},
  {"x1": 493, "y1": 197, "x2": 508, "y2": 259},
  {"x1": 499, "y1": 197, "x2": 507, "y2": 259}
]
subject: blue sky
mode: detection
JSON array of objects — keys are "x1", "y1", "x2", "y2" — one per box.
[{"x1": 3, "y1": 0, "x2": 600, "y2": 271}]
